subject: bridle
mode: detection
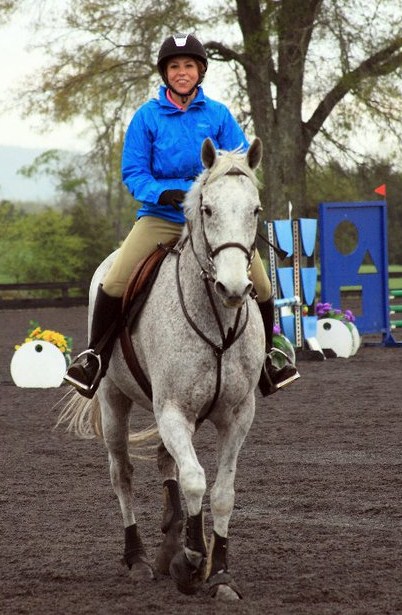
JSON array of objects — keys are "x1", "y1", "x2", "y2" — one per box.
[
  {"x1": 200, "y1": 200, "x2": 256, "y2": 281},
  {"x1": 188, "y1": 168, "x2": 258, "y2": 283},
  {"x1": 175, "y1": 167, "x2": 259, "y2": 423}
]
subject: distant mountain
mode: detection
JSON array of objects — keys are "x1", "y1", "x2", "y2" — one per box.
[{"x1": 0, "y1": 145, "x2": 56, "y2": 202}]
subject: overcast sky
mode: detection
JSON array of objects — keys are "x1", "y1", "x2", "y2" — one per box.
[
  {"x1": 0, "y1": 4, "x2": 226, "y2": 153},
  {"x1": 0, "y1": 11, "x2": 94, "y2": 152}
]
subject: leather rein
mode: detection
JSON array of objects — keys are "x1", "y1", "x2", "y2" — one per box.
[
  {"x1": 175, "y1": 169, "x2": 257, "y2": 423},
  {"x1": 176, "y1": 233, "x2": 250, "y2": 423}
]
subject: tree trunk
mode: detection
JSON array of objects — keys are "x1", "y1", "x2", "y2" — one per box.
[{"x1": 237, "y1": 0, "x2": 321, "y2": 221}]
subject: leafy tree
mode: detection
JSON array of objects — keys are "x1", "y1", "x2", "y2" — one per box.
[
  {"x1": 67, "y1": 202, "x2": 117, "y2": 281},
  {"x1": 0, "y1": 208, "x2": 85, "y2": 282},
  {"x1": 18, "y1": 146, "x2": 134, "y2": 246},
  {"x1": 2, "y1": 0, "x2": 402, "y2": 223},
  {"x1": 0, "y1": 200, "x2": 19, "y2": 245},
  {"x1": 18, "y1": 151, "x2": 132, "y2": 277}
]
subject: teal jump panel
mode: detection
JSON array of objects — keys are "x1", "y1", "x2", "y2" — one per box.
[
  {"x1": 277, "y1": 267, "x2": 294, "y2": 299},
  {"x1": 280, "y1": 314, "x2": 296, "y2": 344},
  {"x1": 302, "y1": 315, "x2": 318, "y2": 339},
  {"x1": 301, "y1": 267, "x2": 317, "y2": 306},
  {"x1": 299, "y1": 218, "x2": 317, "y2": 257},
  {"x1": 273, "y1": 220, "x2": 293, "y2": 257}
]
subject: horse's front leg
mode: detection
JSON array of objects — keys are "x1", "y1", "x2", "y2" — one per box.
[
  {"x1": 207, "y1": 395, "x2": 256, "y2": 601},
  {"x1": 99, "y1": 383, "x2": 154, "y2": 581},
  {"x1": 157, "y1": 403, "x2": 207, "y2": 594},
  {"x1": 154, "y1": 442, "x2": 184, "y2": 575}
]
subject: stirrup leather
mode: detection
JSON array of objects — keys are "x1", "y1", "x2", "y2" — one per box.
[{"x1": 64, "y1": 349, "x2": 102, "y2": 393}]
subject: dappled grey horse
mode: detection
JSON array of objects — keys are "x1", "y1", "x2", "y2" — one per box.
[{"x1": 58, "y1": 138, "x2": 266, "y2": 601}]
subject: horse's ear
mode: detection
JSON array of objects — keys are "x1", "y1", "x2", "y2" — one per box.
[
  {"x1": 201, "y1": 138, "x2": 217, "y2": 169},
  {"x1": 247, "y1": 137, "x2": 263, "y2": 170}
]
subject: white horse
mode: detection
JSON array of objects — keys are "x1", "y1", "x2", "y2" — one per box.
[{"x1": 58, "y1": 137, "x2": 266, "y2": 601}]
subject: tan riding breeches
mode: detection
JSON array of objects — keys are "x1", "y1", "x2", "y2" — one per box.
[
  {"x1": 102, "y1": 216, "x2": 271, "y2": 302},
  {"x1": 250, "y1": 250, "x2": 272, "y2": 302},
  {"x1": 102, "y1": 217, "x2": 183, "y2": 297}
]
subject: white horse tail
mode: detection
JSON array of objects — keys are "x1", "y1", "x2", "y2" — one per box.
[
  {"x1": 128, "y1": 424, "x2": 160, "y2": 447},
  {"x1": 56, "y1": 391, "x2": 160, "y2": 458},
  {"x1": 56, "y1": 392, "x2": 102, "y2": 439},
  {"x1": 128, "y1": 424, "x2": 161, "y2": 460}
]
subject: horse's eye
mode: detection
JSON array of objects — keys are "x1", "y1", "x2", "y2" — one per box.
[
  {"x1": 254, "y1": 206, "x2": 263, "y2": 216},
  {"x1": 202, "y1": 205, "x2": 212, "y2": 217}
]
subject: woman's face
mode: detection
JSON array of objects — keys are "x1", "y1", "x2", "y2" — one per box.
[{"x1": 166, "y1": 55, "x2": 199, "y2": 93}]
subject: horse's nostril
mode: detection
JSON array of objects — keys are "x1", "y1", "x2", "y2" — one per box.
[
  {"x1": 215, "y1": 281, "x2": 226, "y2": 296},
  {"x1": 245, "y1": 281, "x2": 253, "y2": 294},
  {"x1": 215, "y1": 280, "x2": 253, "y2": 300}
]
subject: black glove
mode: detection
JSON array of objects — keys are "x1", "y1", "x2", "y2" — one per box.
[{"x1": 158, "y1": 189, "x2": 186, "y2": 210}]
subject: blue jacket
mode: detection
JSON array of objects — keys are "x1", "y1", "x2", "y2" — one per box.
[{"x1": 122, "y1": 85, "x2": 249, "y2": 224}]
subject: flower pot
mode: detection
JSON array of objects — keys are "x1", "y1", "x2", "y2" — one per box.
[
  {"x1": 316, "y1": 317, "x2": 354, "y2": 358},
  {"x1": 10, "y1": 340, "x2": 66, "y2": 388}
]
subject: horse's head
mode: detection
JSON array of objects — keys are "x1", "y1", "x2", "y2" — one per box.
[{"x1": 185, "y1": 137, "x2": 263, "y2": 309}]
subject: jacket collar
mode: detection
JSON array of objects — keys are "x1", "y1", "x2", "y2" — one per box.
[{"x1": 158, "y1": 85, "x2": 206, "y2": 113}]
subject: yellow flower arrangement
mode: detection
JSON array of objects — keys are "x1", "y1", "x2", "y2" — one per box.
[{"x1": 15, "y1": 320, "x2": 73, "y2": 361}]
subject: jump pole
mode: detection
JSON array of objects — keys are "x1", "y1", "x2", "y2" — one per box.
[{"x1": 389, "y1": 289, "x2": 402, "y2": 331}]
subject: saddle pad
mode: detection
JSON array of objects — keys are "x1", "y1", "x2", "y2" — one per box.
[
  {"x1": 122, "y1": 239, "x2": 177, "y2": 313},
  {"x1": 120, "y1": 240, "x2": 177, "y2": 401}
]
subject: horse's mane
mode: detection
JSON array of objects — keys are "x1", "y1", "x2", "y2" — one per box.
[
  {"x1": 183, "y1": 148, "x2": 260, "y2": 229},
  {"x1": 206, "y1": 148, "x2": 260, "y2": 186}
]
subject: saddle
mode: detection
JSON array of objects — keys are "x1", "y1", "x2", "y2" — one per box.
[{"x1": 119, "y1": 240, "x2": 178, "y2": 400}]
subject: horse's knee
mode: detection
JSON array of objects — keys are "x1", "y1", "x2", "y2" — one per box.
[{"x1": 181, "y1": 466, "x2": 206, "y2": 497}]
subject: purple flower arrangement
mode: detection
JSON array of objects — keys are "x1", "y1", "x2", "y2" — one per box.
[{"x1": 315, "y1": 301, "x2": 356, "y2": 324}]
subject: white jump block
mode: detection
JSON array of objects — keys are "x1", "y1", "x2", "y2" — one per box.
[
  {"x1": 316, "y1": 318, "x2": 361, "y2": 358},
  {"x1": 10, "y1": 340, "x2": 67, "y2": 388}
]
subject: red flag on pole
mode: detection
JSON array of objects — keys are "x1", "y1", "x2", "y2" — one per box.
[{"x1": 374, "y1": 183, "x2": 386, "y2": 197}]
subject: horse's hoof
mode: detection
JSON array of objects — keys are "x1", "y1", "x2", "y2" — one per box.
[
  {"x1": 154, "y1": 522, "x2": 183, "y2": 576},
  {"x1": 129, "y1": 560, "x2": 155, "y2": 582},
  {"x1": 154, "y1": 539, "x2": 182, "y2": 576},
  {"x1": 169, "y1": 551, "x2": 205, "y2": 595},
  {"x1": 207, "y1": 571, "x2": 242, "y2": 601},
  {"x1": 122, "y1": 556, "x2": 155, "y2": 581},
  {"x1": 213, "y1": 584, "x2": 241, "y2": 601},
  {"x1": 155, "y1": 540, "x2": 182, "y2": 576}
]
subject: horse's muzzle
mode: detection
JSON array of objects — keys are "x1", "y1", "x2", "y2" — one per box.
[{"x1": 215, "y1": 280, "x2": 253, "y2": 308}]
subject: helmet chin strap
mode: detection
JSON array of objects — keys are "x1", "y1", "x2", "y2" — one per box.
[{"x1": 168, "y1": 84, "x2": 198, "y2": 104}]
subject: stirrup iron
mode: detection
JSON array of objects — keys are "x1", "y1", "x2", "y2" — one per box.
[
  {"x1": 64, "y1": 349, "x2": 102, "y2": 394},
  {"x1": 269, "y1": 347, "x2": 292, "y2": 362},
  {"x1": 267, "y1": 348, "x2": 300, "y2": 389}
]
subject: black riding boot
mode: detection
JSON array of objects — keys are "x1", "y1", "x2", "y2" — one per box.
[
  {"x1": 258, "y1": 296, "x2": 300, "y2": 396},
  {"x1": 64, "y1": 284, "x2": 122, "y2": 398}
]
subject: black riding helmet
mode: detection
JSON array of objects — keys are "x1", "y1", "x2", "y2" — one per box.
[{"x1": 157, "y1": 33, "x2": 208, "y2": 98}]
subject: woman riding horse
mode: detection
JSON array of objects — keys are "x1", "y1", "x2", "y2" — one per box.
[{"x1": 65, "y1": 32, "x2": 299, "y2": 398}]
